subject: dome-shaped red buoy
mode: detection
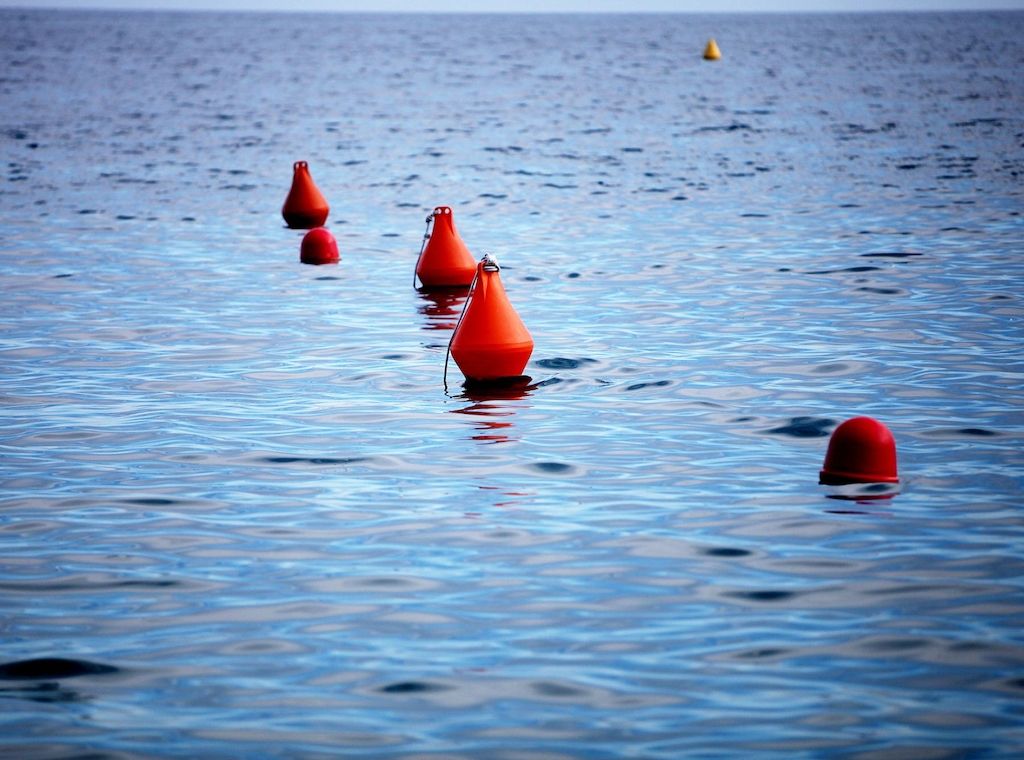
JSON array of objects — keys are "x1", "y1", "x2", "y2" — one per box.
[
  {"x1": 300, "y1": 227, "x2": 339, "y2": 265},
  {"x1": 820, "y1": 416, "x2": 899, "y2": 485},
  {"x1": 449, "y1": 255, "x2": 533, "y2": 383},
  {"x1": 415, "y1": 206, "x2": 476, "y2": 288},
  {"x1": 282, "y1": 160, "x2": 329, "y2": 229}
]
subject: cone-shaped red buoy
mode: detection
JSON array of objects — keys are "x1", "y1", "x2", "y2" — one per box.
[
  {"x1": 449, "y1": 255, "x2": 533, "y2": 383},
  {"x1": 282, "y1": 160, "x2": 329, "y2": 229},
  {"x1": 820, "y1": 416, "x2": 899, "y2": 485},
  {"x1": 415, "y1": 206, "x2": 476, "y2": 288},
  {"x1": 300, "y1": 227, "x2": 339, "y2": 265}
]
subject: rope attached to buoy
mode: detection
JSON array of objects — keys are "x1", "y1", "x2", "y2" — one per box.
[{"x1": 412, "y1": 211, "x2": 434, "y2": 289}]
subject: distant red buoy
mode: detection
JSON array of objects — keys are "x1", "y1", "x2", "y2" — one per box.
[
  {"x1": 820, "y1": 416, "x2": 899, "y2": 485},
  {"x1": 282, "y1": 160, "x2": 329, "y2": 229},
  {"x1": 449, "y1": 255, "x2": 533, "y2": 383},
  {"x1": 300, "y1": 227, "x2": 339, "y2": 265},
  {"x1": 415, "y1": 206, "x2": 476, "y2": 288}
]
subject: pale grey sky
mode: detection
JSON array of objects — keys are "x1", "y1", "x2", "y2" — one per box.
[{"x1": 3, "y1": 0, "x2": 1024, "y2": 11}]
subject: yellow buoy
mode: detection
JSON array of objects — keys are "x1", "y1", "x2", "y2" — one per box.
[{"x1": 703, "y1": 38, "x2": 721, "y2": 61}]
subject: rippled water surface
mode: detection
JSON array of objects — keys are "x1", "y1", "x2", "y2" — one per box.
[{"x1": 2, "y1": 9, "x2": 1023, "y2": 758}]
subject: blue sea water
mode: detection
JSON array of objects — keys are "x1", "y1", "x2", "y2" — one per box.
[{"x1": 1, "y1": 8, "x2": 1023, "y2": 758}]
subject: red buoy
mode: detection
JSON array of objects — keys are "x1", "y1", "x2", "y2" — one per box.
[
  {"x1": 449, "y1": 255, "x2": 533, "y2": 383},
  {"x1": 820, "y1": 416, "x2": 899, "y2": 485},
  {"x1": 282, "y1": 160, "x2": 329, "y2": 229},
  {"x1": 415, "y1": 206, "x2": 476, "y2": 288},
  {"x1": 300, "y1": 227, "x2": 339, "y2": 265}
]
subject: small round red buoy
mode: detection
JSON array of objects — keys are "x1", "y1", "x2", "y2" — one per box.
[
  {"x1": 449, "y1": 255, "x2": 533, "y2": 383},
  {"x1": 282, "y1": 160, "x2": 329, "y2": 229},
  {"x1": 415, "y1": 206, "x2": 476, "y2": 288},
  {"x1": 820, "y1": 416, "x2": 899, "y2": 485},
  {"x1": 300, "y1": 227, "x2": 339, "y2": 265}
]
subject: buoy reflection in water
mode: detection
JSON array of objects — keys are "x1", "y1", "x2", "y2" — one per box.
[
  {"x1": 417, "y1": 288, "x2": 468, "y2": 331},
  {"x1": 451, "y1": 376, "x2": 535, "y2": 444}
]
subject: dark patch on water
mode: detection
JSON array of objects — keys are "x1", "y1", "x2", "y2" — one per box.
[
  {"x1": 857, "y1": 287, "x2": 903, "y2": 295},
  {"x1": 530, "y1": 462, "x2": 574, "y2": 474},
  {"x1": 694, "y1": 123, "x2": 755, "y2": 133},
  {"x1": 805, "y1": 265, "x2": 881, "y2": 274},
  {"x1": 381, "y1": 232, "x2": 400, "y2": 237},
  {"x1": 535, "y1": 357, "x2": 597, "y2": 370},
  {"x1": 0, "y1": 682, "x2": 85, "y2": 703},
  {"x1": 379, "y1": 680, "x2": 450, "y2": 694},
  {"x1": 127, "y1": 497, "x2": 178, "y2": 506},
  {"x1": 116, "y1": 579, "x2": 179, "y2": 588},
  {"x1": 953, "y1": 118, "x2": 1005, "y2": 128},
  {"x1": 262, "y1": 456, "x2": 367, "y2": 465},
  {"x1": 763, "y1": 417, "x2": 834, "y2": 438},
  {"x1": 865, "y1": 638, "x2": 927, "y2": 652},
  {"x1": 923, "y1": 427, "x2": 999, "y2": 438},
  {"x1": 812, "y1": 362, "x2": 850, "y2": 374},
  {"x1": 0, "y1": 579, "x2": 178, "y2": 591},
  {"x1": 836, "y1": 121, "x2": 897, "y2": 136},
  {"x1": 861, "y1": 251, "x2": 923, "y2": 258},
  {"x1": 704, "y1": 547, "x2": 752, "y2": 558},
  {"x1": 315, "y1": 276, "x2": 341, "y2": 281},
  {"x1": 0, "y1": 658, "x2": 119, "y2": 680},
  {"x1": 735, "y1": 648, "x2": 788, "y2": 659},
  {"x1": 624, "y1": 380, "x2": 671, "y2": 392},
  {"x1": 53, "y1": 273, "x2": 73, "y2": 278},
  {"x1": 730, "y1": 590, "x2": 797, "y2": 602}
]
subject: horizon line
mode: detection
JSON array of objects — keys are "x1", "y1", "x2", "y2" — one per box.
[{"x1": 2, "y1": 3, "x2": 1021, "y2": 12}]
